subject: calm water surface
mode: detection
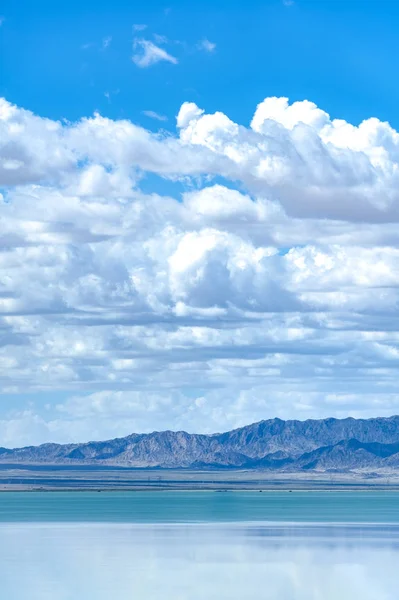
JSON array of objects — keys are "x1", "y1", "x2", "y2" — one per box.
[
  {"x1": 1, "y1": 491, "x2": 398, "y2": 599},
  {"x1": 1, "y1": 490, "x2": 399, "y2": 522}
]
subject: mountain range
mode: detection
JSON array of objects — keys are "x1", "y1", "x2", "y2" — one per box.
[{"x1": 2, "y1": 416, "x2": 399, "y2": 472}]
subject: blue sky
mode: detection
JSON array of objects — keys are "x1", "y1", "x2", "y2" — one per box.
[
  {"x1": 3, "y1": 0, "x2": 399, "y2": 127},
  {"x1": 2, "y1": 0, "x2": 399, "y2": 445}
]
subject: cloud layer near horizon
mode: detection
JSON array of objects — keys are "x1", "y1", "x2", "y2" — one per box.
[{"x1": 2, "y1": 95, "x2": 399, "y2": 445}]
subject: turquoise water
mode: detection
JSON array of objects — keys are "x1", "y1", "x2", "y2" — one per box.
[
  {"x1": 2, "y1": 492, "x2": 399, "y2": 599},
  {"x1": 0, "y1": 490, "x2": 398, "y2": 522}
]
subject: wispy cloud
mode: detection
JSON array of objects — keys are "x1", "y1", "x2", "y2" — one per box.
[
  {"x1": 0, "y1": 16, "x2": 5, "y2": 27},
  {"x1": 132, "y1": 39, "x2": 178, "y2": 68},
  {"x1": 102, "y1": 36, "x2": 112, "y2": 49},
  {"x1": 153, "y1": 33, "x2": 168, "y2": 45},
  {"x1": 133, "y1": 23, "x2": 147, "y2": 32},
  {"x1": 143, "y1": 110, "x2": 168, "y2": 122},
  {"x1": 282, "y1": 0, "x2": 295, "y2": 6},
  {"x1": 104, "y1": 89, "x2": 120, "y2": 103},
  {"x1": 197, "y1": 39, "x2": 216, "y2": 53}
]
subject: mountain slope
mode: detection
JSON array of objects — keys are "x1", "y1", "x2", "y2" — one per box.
[{"x1": 1, "y1": 416, "x2": 399, "y2": 471}]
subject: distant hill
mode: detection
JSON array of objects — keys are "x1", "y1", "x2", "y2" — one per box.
[{"x1": 2, "y1": 416, "x2": 399, "y2": 472}]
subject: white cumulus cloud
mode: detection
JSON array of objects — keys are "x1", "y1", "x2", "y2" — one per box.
[{"x1": 1, "y1": 95, "x2": 399, "y2": 444}]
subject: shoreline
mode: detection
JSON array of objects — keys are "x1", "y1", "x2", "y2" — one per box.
[
  {"x1": 2, "y1": 485, "x2": 399, "y2": 492},
  {"x1": 1, "y1": 465, "x2": 398, "y2": 492}
]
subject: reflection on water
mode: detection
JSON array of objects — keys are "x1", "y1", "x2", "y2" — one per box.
[{"x1": 1, "y1": 523, "x2": 398, "y2": 599}]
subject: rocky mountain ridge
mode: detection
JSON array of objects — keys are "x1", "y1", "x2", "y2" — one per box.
[{"x1": 2, "y1": 416, "x2": 399, "y2": 472}]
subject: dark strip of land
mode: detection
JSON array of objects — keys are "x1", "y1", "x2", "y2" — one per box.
[{"x1": 0, "y1": 466, "x2": 399, "y2": 491}]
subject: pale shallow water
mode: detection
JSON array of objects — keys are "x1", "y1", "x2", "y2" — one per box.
[{"x1": 2, "y1": 492, "x2": 399, "y2": 599}]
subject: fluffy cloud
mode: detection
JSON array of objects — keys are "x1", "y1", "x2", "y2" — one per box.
[
  {"x1": 177, "y1": 98, "x2": 399, "y2": 221},
  {"x1": 2, "y1": 95, "x2": 399, "y2": 444},
  {"x1": 5, "y1": 94, "x2": 399, "y2": 221},
  {"x1": 0, "y1": 98, "x2": 74, "y2": 185}
]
